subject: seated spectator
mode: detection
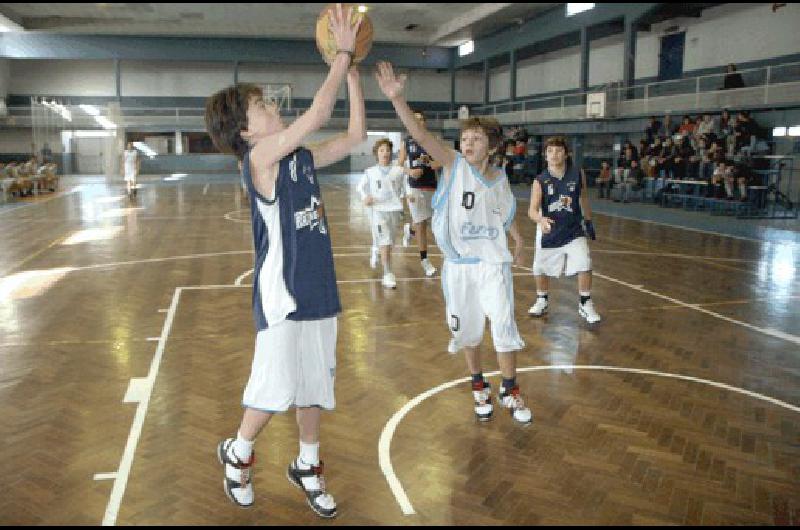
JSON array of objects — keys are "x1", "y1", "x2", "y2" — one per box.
[
  {"x1": 596, "y1": 161, "x2": 612, "y2": 199},
  {"x1": 513, "y1": 140, "x2": 526, "y2": 157},
  {"x1": 645, "y1": 116, "x2": 663, "y2": 144},
  {"x1": 621, "y1": 141, "x2": 637, "y2": 160},
  {"x1": 696, "y1": 113, "x2": 715, "y2": 139},
  {"x1": 723, "y1": 63, "x2": 745, "y2": 90},
  {"x1": 678, "y1": 115, "x2": 695, "y2": 137},
  {"x1": 709, "y1": 159, "x2": 728, "y2": 198},
  {"x1": 615, "y1": 159, "x2": 645, "y2": 203},
  {"x1": 734, "y1": 111, "x2": 755, "y2": 154}
]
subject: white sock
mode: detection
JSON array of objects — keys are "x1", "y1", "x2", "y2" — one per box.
[
  {"x1": 233, "y1": 431, "x2": 254, "y2": 461},
  {"x1": 298, "y1": 441, "x2": 320, "y2": 468}
]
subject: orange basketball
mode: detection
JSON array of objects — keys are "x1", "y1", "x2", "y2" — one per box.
[{"x1": 315, "y1": 4, "x2": 374, "y2": 65}]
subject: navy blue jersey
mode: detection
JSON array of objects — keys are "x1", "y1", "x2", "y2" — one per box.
[
  {"x1": 404, "y1": 137, "x2": 437, "y2": 190},
  {"x1": 242, "y1": 147, "x2": 341, "y2": 331},
  {"x1": 537, "y1": 165, "x2": 585, "y2": 248}
]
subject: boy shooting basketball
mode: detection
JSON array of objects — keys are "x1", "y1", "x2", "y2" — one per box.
[{"x1": 204, "y1": 4, "x2": 365, "y2": 518}]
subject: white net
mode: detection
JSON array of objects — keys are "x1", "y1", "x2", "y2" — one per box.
[{"x1": 260, "y1": 84, "x2": 292, "y2": 111}]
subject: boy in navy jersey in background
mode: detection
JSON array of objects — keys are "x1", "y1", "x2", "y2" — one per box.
[{"x1": 528, "y1": 136, "x2": 601, "y2": 324}]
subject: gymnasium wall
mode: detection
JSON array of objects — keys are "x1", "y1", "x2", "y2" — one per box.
[{"x1": 490, "y1": 3, "x2": 800, "y2": 102}]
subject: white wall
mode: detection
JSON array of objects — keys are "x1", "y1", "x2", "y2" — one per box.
[
  {"x1": 516, "y1": 46, "x2": 581, "y2": 98},
  {"x1": 0, "y1": 129, "x2": 32, "y2": 153},
  {"x1": 10, "y1": 60, "x2": 116, "y2": 96},
  {"x1": 495, "y1": 2, "x2": 800, "y2": 98},
  {"x1": 121, "y1": 60, "x2": 233, "y2": 97},
  {"x1": 489, "y1": 64, "x2": 510, "y2": 102},
  {"x1": 589, "y1": 35, "x2": 624, "y2": 86},
  {"x1": 455, "y1": 70, "x2": 483, "y2": 103}
]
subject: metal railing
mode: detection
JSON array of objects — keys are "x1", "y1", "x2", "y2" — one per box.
[
  {"x1": 448, "y1": 61, "x2": 800, "y2": 123},
  {"x1": 5, "y1": 61, "x2": 800, "y2": 128}
]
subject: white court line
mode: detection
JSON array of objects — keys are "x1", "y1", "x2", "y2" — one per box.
[
  {"x1": 93, "y1": 472, "x2": 118, "y2": 481},
  {"x1": 379, "y1": 364, "x2": 800, "y2": 516},
  {"x1": 203, "y1": 183, "x2": 210, "y2": 195},
  {"x1": 102, "y1": 288, "x2": 183, "y2": 527},
  {"x1": 513, "y1": 265, "x2": 800, "y2": 346},
  {"x1": 234, "y1": 269, "x2": 253, "y2": 286}
]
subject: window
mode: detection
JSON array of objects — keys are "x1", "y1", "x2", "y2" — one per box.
[{"x1": 566, "y1": 3, "x2": 595, "y2": 17}]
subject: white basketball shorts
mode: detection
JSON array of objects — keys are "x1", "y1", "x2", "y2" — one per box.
[
  {"x1": 441, "y1": 260, "x2": 525, "y2": 354},
  {"x1": 532, "y1": 236, "x2": 592, "y2": 277},
  {"x1": 407, "y1": 188, "x2": 434, "y2": 224},
  {"x1": 242, "y1": 317, "x2": 337, "y2": 413},
  {"x1": 370, "y1": 210, "x2": 401, "y2": 248}
]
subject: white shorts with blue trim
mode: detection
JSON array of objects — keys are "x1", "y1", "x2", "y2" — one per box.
[
  {"x1": 533, "y1": 236, "x2": 592, "y2": 278},
  {"x1": 242, "y1": 317, "x2": 337, "y2": 413},
  {"x1": 441, "y1": 260, "x2": 525, "y2": 354}
]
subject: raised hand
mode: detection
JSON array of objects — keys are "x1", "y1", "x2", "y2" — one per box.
[
  {"x1": 375, "y1": 61, "x2": 407, "y2": 100},
  {"x1": 329, "y1": 3, "x2": 362, "y2": 55}
]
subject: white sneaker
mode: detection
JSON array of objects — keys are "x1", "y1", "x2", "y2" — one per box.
[
  {"x1": 217, "y1": 438, "x2": 255, "y2": 508},
  {"x1": 472, "y1": 380, "x2": 493, "y2": 422},
  {"x1": 499, "y1": 386, "x2": 533, "y2": 425},
  {"x1": 402, "y1": 223, "x2": 412, "y2": 247},
  {"x1": 370, "y1": 246, "x2": 379, "y2": 269},
  {"x1": 528, "y1": 296, "x2": 548, "y2": 317},
  {"x1": 579, "y1": 299, "x2": 601, "y2": 323},
  {"x1": 421, "y1": 258, "x2": 437, "y2": 277},
  {"x1": 287, "y1": 458, "x2": 337, "y2": 518},
  {"x1": 382, "y1": 272, "x2": 397, "y2": 289}
]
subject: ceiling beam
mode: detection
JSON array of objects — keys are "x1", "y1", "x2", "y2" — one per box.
[{"x1": 427, "y1": 3, "x2": 513, "y2": 45}]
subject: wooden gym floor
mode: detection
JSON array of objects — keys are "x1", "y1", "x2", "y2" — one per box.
[{"x1": 0, "y1": 174, "x2": 798, "y2": 525}]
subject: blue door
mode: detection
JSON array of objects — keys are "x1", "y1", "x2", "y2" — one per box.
[{"x1": 658, "y1": 32, "x2": 685, "y2": 81}]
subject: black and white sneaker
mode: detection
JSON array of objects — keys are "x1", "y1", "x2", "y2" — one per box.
[
  {"x1": 286, "y1": 459, "x2": 337, "y2": 518},
  {"x1": 472, "y1": 380, "x2": 493, "y2": 422},
  {"x1": 217, "y1": 438, "x2": 255, "y2": 508}
]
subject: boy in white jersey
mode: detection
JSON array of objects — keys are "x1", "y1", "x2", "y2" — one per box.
[
  {"x1": 122, "y1": 142, "x2": 139, "y2": 199},
  {"x1": 204, "y1": 5, "x2": 365, "y2": 518},
  {"x1": 376, "y1": 61, "x2": 532, "y2": 425},
  {"x1": 358, "y1": 138, "x2": 405, "y2": 288}
]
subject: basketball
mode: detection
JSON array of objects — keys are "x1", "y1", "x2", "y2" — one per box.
[{"x1": 315, "y1": 3, "x2": 373, "y2": 65}]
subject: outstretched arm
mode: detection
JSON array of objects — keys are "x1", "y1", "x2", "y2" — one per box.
[
  {"x1": 310, "y1": 66, "x2": 367, "y2": 168},
  {"x1": 375, "y1": 61, "x2": 456, "y2": 176},
  {"x1": 253, "y1": 4, "x2": 361, "y2": 168}
]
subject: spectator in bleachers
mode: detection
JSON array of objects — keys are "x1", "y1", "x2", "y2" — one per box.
[
  {"x1": 622, "y1": 140, "x2": 639, "y2": 161},
  {"x1": 696, "y1": 113, "x2": 715, "y2": 140},
  {"x1": 645, "y1": 116, "x2": 663, "y2": 144},
  {"x1": 615, "y1": 159, "x2": 645, "y2": 203},
  {"x1": 596, "y1": 161, "x2": 612, "y2": 199},
  {"x1": 710, "y1": 158, "x2": 728, "y2": 198},
  {"x1": 678, "y1": 115, "x2": 695, "y2": 137},
  {"x1": 723, "y1": 63, "x2": 745, "y2": 90},
  {"x1": 734, "y1": 111, "x2": 756, "y2": 155}
]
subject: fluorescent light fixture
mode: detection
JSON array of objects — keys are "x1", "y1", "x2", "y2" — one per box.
[
  {"x1": 458, "y1": 40, "x2": 474, "y2": 57},
  {"x1": 773, "y1": 127, "x2": 787, "y2": 137},
  {"x1": 133, "y1": 141, "x2": 157, "y2": 158},
  {"x1": 79, "y1": 104, "x2": 100, "y2": 116},
  {"x1": 95, "y1": 116, "x2": 117, "y2": 130},
  {"x1": 73, "y1": 130, "x2": 114, "y2": 138},
  {"x1": 357, "y1": 5, "x2": 367, "y2": 13},
  {"x1": 788, "y1": 126, "x2": 800, "y2": 137},
  {"x1": 566, "y1": 3, "x2": 595, "y2": 16},
  {"x1": 0, "y1": 13, "x2": 23, "y2": 32}
]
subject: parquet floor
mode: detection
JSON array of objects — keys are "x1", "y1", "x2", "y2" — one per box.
[{"x1": 1, "y1": 174, "x2": 798, "y2": 525}]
